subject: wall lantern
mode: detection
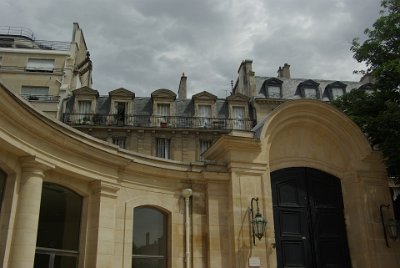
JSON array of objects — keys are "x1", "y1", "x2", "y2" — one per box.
[
  {"x1": 250, "y1": 197, "x2": 267, "y2": 245},
  {"x1": 380, "y1": 204, "x2": 400, "y2": 247}
]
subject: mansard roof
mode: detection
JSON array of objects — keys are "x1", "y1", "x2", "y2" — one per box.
[{"x1": 254, "y1": 76, "x2": 364, "y2": 101}]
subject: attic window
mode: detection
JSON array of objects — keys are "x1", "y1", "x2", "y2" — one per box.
[
  {"x1": 263, "y1": 78, "x2": 283, "y2": 99},
  {"x1": 298, "y1": 80, "x2": 320, "y2": 99}
]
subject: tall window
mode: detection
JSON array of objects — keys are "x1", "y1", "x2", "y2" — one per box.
[
  {"x1": 78, "y1": 100, "x2": 92, "y2": 123},
  {"x1": 199, "y1": 140, "x2": 212, "y2": 161},
  {"x1": 156, "y1": 138, "x2": 171, "y2": 159},
  {"x1": 34, "y1": 183, "x2": 82, "y2": 268},
  {"x1": 232, "y1": 106, "x2": 245, "y2": 130},
  {"x1": 133, "y1": 207, "x2": 167, "y2": 268},
  {"x1": 113, "y1": 136, "x2": 126, "y2": 149},
  {"x1": 26, "y1": 59, "x2": 55, "y2": 72},
  {"x1": 157, "y1": 104, "x2": 170, "y2": 116},
  {"x1": 0, "y1": 169, "x2": 6, "y2": 214},
  {"x1": 115, "y1": 102, "x2": 127, "y2": 126},
  {"x1": 198, "y1": 105, "x2": 212, "y2": 127}
]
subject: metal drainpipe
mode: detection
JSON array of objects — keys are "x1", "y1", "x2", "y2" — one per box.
[{"x1": 182, "y1": 188, "x2": 192, "y2": 268}]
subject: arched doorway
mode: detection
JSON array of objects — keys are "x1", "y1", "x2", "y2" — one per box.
[
  {"x1": 34, "y1": 182, "x2": 83, "y2": 268},
  {"x1": 271, "y1": 167, "x2": 351, "y2": 268}
]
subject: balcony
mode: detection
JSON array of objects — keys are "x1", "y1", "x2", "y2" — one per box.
[
  {"x1": 0, "y1": 26, "x2": 70, "y2": 51},
  {"x1": 62, "y1": 114, "x2": 255, "y2": 131}
]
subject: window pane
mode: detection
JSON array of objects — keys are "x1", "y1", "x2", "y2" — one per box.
[
  {"x1": 27, "y1": 59, "x2": 54, "y2": 72},
  {"x1": 156, "y1": 138, "x2": 170, "y2": 159},
  {"x1": 34, "y1": 253, "x2": 50, "y2": 268},
  {"x1": 0, "y1": 169, "x2": 6, "y2": 214},
  {"x1": 113, "y1": 137, "x2": 126, "y2": 149},
  {"x1": 54, "y1": 255, "x2": 78, "y2": 268},
  {"x1": 157, "y1": 104, "x2": 170, "y2": 116},
  {"x1": 331, "y1": 88, "x2": 343, "y2": 100},
  {"x1": 304, "y1": 88, "x2": 317, "y2": 99},
  {"x1": 36, "y1": 183, "x2": 82, "y2": 251},
  {"x1": 199, "y1": 140, "x2": 212, "y2": 161},
  {"x1": 78, "y1": 101, "x2": 91, "y2": 114},
  {"x1": 21, "y1": 86, "x2": 49, "y2": 96},
  {"x1": 268, "y1": 86, "x2": 281, "y2": 98},
  {"x1": 133, "y1": 207, "x2": 167, "y2": 259}
]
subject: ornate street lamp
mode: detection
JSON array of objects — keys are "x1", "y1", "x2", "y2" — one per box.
[{"x1": 250, "y1": 197, "x2": 267, "y2": 245}]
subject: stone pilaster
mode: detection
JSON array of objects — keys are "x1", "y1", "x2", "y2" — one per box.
[
  {"x1": 86, "y1": 180, "x2": 120, "y2": 268},
  {"x1": 9, "y1": 156, "x2": 54, "y2": 268}
]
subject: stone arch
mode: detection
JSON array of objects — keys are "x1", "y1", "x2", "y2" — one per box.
[
  {"x1": 258, "y1": 100, "x2": 374, "y2": 176},
  {"x1": 256, "y1": 100, "x2": 391, "y2": 267}
]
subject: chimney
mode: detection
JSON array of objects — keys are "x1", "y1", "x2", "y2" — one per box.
[
  {"x1": 277, "y1": 63, "x2": 291, "y2": 78},
  {"x1": 178, "y1": 73, "x2": 187, "y2": 99}
]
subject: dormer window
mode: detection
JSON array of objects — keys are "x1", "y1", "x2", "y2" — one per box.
[
  {"x1": 297, "y1": 80, "x2": 320, "y2": 99},
  {"x1": 108, "y1": 88, "x2": 135, "y2": 126},
  {"x1": 324, "y1": 81, "x2": 347, "y2": 101},
  {"x1": 72, "y1": 86, "x2": 99, "y2": 125},
  {"x1": 192, "y1": 91, "x2": 217, "y2": 128},
  {"x1": 151, "y1": 89, "x2": 176, "y2": 127},
  {"x1": 262, "y1": 78, "x2": 283, "y2": 99}
]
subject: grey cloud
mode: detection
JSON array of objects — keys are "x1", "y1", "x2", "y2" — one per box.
[{"x1": 0, "y1": 0, "x2": 382, "y2": 96}]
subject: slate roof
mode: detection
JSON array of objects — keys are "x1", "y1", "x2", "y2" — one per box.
[{"x1": 254, "y1": 76, "x2": 364, "y2": 101}]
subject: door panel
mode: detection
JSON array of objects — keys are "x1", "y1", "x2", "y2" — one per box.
[
  {"x1": 272, "y1": 167, "x2": 351, "y2": 268},
  {"x1": 272, "y1": 168, "x2": 312, "y2": 268}
]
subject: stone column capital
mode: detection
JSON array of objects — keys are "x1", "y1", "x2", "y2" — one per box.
[
  {"x1": 19, "y1": 155, "x2": 55, "y2": 176},
  {"x1": 90, "y1": 180, "x2": 120, "y2": 199}
]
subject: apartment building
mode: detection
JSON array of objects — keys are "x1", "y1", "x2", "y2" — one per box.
[{"x1": 0, "y1": 23, "x2": 92, "y2": 118}]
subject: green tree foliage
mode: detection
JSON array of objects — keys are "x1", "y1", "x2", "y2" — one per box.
[{"x1": 333, "y1": 0, "x2": 400, "y2": 177}]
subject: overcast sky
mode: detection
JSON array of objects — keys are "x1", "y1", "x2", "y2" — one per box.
[{"x1": 1, "y1": 0, "x2": 381, "y2": 97}]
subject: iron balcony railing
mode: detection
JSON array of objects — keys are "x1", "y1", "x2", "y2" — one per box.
[
  {"x1": 0, "y1": 26, "x2": 70, "y2": 51},
  {"x1": 0, "y1": 26, "x2": 35, "y2": 40},
  {"x1": 62, "y1": 113, "x2": 255, "y2": 131}
]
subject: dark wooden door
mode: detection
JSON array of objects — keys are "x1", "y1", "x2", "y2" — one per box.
[{"x1": 271, "y1": 168, "x2": 351, "y2": 268}]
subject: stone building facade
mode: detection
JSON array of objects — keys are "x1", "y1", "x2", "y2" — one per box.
[{"x1": 0, "y1": 73, "x2": 399, "y2": 268}]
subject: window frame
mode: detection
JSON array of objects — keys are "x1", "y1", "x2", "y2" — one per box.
[
  {"x1": 297, "y1": 79, "x2": 321, "y2": 99},
  {"x1": 26, "y1": 58, "x2": 55, "y2": 73},
  {"x1": 155, "y1": 138, "x2": 171, "y2": 159},
  {"x1": 132, "y1": 206, "x2": 169, "y2": 268},
  {"x1": 262, "y1": 78, "x2": 283, "y2": 99}
]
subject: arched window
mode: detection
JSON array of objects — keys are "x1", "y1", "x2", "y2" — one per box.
[
  {"x1": 34, "y1": 183, "x2": 82, "y2": 268},
  {"x1": 0, "y1": 169, "x2": 6, "y2": 214},
  {"x1": 133, "y1": 206, "x2": 168, "y2": 268}
]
